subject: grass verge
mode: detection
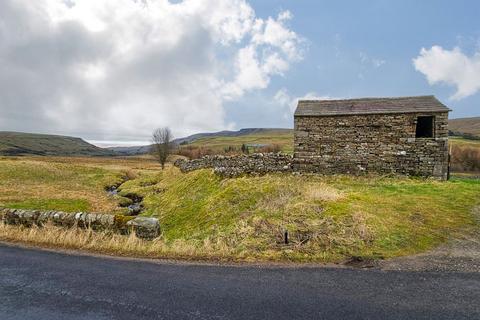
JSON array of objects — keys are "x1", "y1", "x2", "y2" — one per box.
[{"x1": 1, "y1": 156, "x2": 479, "y2": 263}]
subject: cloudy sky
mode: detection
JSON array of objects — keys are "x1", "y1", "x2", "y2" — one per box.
[{"x1": 1, "y1": 0, "x2": 479, "y2": 146}]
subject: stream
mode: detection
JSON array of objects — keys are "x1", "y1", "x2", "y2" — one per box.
[{"x1": 106, "y1": 181, "x2": 144, "y2": 216}]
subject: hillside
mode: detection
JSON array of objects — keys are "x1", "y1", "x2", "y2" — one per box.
[
  {"x1": 449, "y1": 117, "x2": 480, "y2": 138},
  {"x1": 0, "y1": 132, "x2": 115, "y2": 156},
  {"x1": 110, "y1": 128, "x2": 294, "y2": 155},
  {"x1": 186, "y1": 128, "x2": 293, "y2": 153}
]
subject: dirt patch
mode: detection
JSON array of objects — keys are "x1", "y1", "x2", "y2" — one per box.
[{"x1": 378, "y1": 206, "x2": 480, "y2": 272}]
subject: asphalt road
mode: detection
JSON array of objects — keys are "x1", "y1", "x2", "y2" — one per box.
[{"x1": 1, "y1": 244, "x2": 479, "y2": 320}]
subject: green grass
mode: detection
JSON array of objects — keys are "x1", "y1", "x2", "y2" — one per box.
[
  {"x1": 1, "y1": 156, "x2": 479, "y2": 263},
  {"x1": 449, "y1": 137, "x2": 480, "y2": 147},
  {"x1": 0, "y1": 157, "x2": 129, "y2": 213},
  {"x1": 7, "y1": 199, "x2": 91, "y2": 212},
  {"x1": 120, "y1": 167, "x2": 480, "y2": 262}
]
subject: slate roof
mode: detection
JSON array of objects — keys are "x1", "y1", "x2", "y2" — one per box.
[{"x1": 294, "y1": 95, "x2": 451, "y2": 117}]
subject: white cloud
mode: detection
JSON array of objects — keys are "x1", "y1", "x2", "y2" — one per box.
[
  {"x1": 359, "y1": 52, "x2": 386, "y2": 68},
  {"x1": 0, "y1": 0, "x2": 304, "y2": 141},
  {"x1": 413, "y1": 45, "x2": 480, "y2": 100},
  {"x1": 274, "y1": 89, "x2": 340, "y2": 119}
]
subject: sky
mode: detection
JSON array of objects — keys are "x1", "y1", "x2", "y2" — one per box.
[{"x1": 0, "y1": 0, "x2": 479, "y2": 146}]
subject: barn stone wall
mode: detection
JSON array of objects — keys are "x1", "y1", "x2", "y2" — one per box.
[{"x1": 293, "y1": 112, "x2": 449, "y2": 179}]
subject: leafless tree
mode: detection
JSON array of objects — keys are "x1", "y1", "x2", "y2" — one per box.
[{"x1": 151, "y1": 127, "x2": 173, "y2": 169}]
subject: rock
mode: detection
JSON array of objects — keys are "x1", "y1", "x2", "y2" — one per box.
[
  {"x1": 3, "y1": 209, "x2": 40, "y2": 227},
  {"x1": 126, "y1": 217, "x2": 161, "y2": 240}
]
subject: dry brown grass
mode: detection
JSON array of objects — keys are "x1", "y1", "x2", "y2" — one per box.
[
  {"x1": 0, "y1": 222, "x2": 238, "y2": 261},
  {"x1": 304, "y1": 183, "x2": 344, "y2": 202},
  {"x1": 451, "y1": 144, "x2": 480, "y2": 172},
  {"x1": 176, "y1": 146, "x2": 216, "y2": 159}
]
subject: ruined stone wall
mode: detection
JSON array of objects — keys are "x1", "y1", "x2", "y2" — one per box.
[
  {"x1": 174, "y1": 153, "x2": 293, "y2": 177},
  {"x1": 294, "y1": 112, "x2": 449, "y2": 179},
  {"x1": 0, "y1": 208, "x2": 161, "y2": 240}
]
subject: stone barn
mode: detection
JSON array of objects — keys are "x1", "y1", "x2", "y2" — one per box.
[{"x1": 293, "y1": 96, "x2": 451, "y2": 179}]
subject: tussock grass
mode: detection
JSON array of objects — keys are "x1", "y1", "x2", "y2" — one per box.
[
  {"x1": 1, "y1": 156, "x2": 480, "y2": 263},
  {"x1": 120, "y1": 168, "x2": 480, "y2": 261}
]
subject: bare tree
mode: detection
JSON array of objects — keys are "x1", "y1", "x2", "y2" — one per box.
[{"x1": 151, "y1": 127, "x2": 173, "y2": 169}]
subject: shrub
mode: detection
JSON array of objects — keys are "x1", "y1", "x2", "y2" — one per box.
[
  {"x1": 257, "y1": 144, "x2": 282, "y2": 153},
  {"x1": 450, "y1": 145, "x2": 480, "y2": 172},
  {"x1": 176, "y1": 146, "x2": 215, "y2": 159}
]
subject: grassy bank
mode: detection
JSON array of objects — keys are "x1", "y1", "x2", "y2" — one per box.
[
  {"x1": 118, "y1": 168, "x2": 480, "y2": 262},
  {"x1": 1, "y1": 156, "x2": 479, "y2": 263},
  {"x1": 0, "y1": 156, "x2": 160, "y2": 213}
]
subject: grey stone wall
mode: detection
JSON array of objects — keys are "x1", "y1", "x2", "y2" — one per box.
[
  {"x1": 0, "y1": 208, "x2": 161, "y2": 240},
  {"x1": 294, "y1": 112, "x2": 449, "y2": 179},
  {"x1": 174, "y1": 153, "x2": 293, "y2": 177}
]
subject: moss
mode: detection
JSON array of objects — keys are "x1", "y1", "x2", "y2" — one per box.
[{"x1": 113, "y1": 215, "x2": 135, "y2": 234}]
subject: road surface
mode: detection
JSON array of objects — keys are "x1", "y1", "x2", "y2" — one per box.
[{"x1": 1, "y1": 243, "x2": 479, "y2": 320}]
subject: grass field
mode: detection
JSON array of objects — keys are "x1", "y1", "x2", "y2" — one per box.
[
  {"x1": 186, "y1": 129, "x2": 294, "y2": 153},
  {"x1": 1, "y1": 155, "x2": 479, "y2": 263},
  {"x1": 0, "y1": 156, "x2": 161, "y2": 213},
  {"x1": 449, "y1": 137, "x2": 480, "y2": 147}
]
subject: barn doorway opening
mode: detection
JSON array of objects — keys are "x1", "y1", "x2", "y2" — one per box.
[{"x1": 416, "y1": 116, "x2": 434, "y2": 138}]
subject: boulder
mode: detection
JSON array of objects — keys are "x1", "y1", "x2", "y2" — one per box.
[{"x1": 126, "y1": 217, "x2": 161, "y2": 240}]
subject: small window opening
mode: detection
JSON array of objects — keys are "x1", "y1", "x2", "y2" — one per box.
[{"x1": 415, "y1": 116, "x2": 435, "y2": 138}]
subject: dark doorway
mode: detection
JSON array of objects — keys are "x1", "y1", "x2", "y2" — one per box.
[{"x1": 415, "y1": 116, "x2": 434, "y2": 138}]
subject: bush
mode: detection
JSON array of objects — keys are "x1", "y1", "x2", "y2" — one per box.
[
  {"x1": 450, "y1": 145, "x2": 480, "y2": 172},
  {"x1": 176, "y1": 146, "x2": 215, "y2": 159},
  {"x1": 257, "y1": 144, "x2": 282, "y2": 153}
]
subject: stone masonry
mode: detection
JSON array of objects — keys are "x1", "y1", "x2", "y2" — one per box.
[
  {"x1": 175, "y1": 153, "x2": 293, "y2": 178},
  {"x1": 294, "y1": 96, "x2": 450, "y2": 179},
  {"x1": 0, "y1": 208, "x2": 161, "y2": 240}
]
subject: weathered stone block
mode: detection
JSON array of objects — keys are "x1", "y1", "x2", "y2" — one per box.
[
  {"x1": 0, "y1": 208, "x2": 161, "y2": 240},
  {"x1": 126, "y1": 217, "x2": 161, "y2": 240}
]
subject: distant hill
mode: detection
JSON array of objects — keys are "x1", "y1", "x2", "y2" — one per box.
[
  {"x1": 0, "y1": 132, "x2": 116, "y2": 156},
  {"x1": 449, "y1": 117, "x2": 480, "y2": 138},
  {"x1": 109, "y1": 128, "x2": 294, "y2": 155}
]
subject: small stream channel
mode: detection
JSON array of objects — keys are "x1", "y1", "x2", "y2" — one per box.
[{"x1": 106, "y1": 179, "x2": 144, "y2": 216}]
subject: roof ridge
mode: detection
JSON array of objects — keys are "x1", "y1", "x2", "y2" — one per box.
[
  {"x1": 295, "y1": 95, "x2": 450, "y2": 117},
  {"x1": 298, "y1": 95, "x2": 436, "y2": 103}
]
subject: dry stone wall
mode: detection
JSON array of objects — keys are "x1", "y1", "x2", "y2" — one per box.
[
  {"x1": 174, "y1": 153, "x2": 293, "y2": 177},
  {"x1": 0, "y1": 208, "x2": 160, "y2": 240},
  {"x1": 294, "y1": 112, "x2": 449, "y2": 179}
]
